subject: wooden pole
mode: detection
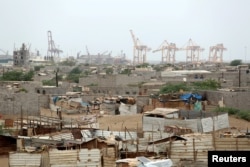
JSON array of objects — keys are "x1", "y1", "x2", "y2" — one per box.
[
  {"x1": 136, "y1": 122, "x2": 138, "y2": 156},
  {"x1": 193, "y1": 138, "x2": 196, "y2": 162},
  {"x1": 168, "y1": 138, "x2": 172, "y2": 158},
  {"x1": 212, "y1": 116, "x2": 216, "y2": 150},
  {"x1": 21, "y1": 105, "x2": 23, "y2": 135}
]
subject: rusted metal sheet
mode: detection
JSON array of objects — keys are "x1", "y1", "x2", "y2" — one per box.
[
  {"x1": 164, "y1": 125, "x2": 193, "y2": 135},
  {"x1": 5, "y1": 119, "x2": 14, "y2": 127},
  {"x1": 71, "y1": 129, "x2": 82, "y2": 139}
]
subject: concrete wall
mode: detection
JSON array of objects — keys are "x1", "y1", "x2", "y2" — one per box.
[
  {"x1": 203, "y1": 90, "x2": 250, "y2": 110},
  {"x1": 0, "y1": 93, "x2": 49, "y2": 116},
  {"x1": 89, "y1": 86, "x2": 139, "y2": 96},
  {"x1": 79, "y1": 74, "x2": 150, "y2": 87},
  {"x1": 161, "y1": 71, "x2": 250, "y2": 88},
  {"x1": 35, "y1": 87, "x2": 66, "y2": 95}
]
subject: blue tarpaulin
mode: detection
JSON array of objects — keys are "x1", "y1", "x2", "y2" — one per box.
[
  {"x1": 180, "y1": 93, "x2": 202, "y2": 102},
  {"x1": 52, "y1": 96, "x2": 59, "y2": 104}
]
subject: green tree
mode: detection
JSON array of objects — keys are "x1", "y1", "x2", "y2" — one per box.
[
  {"x1": 66, "y1": 67, "x2": 82, "y2": 83},
  {"x1": 1, "y1": 70, "x2": 34, "y2": 81},
  {"x1": 59, "y1": 59, "x2": 76, "y2": 66},
  {"x1": 136, "y1": 63, "x2": 149, "y2": 68},
  {"x1": 106, "y1": 68, "x2": 113, "y2": 74},
  {"x1": 160, "y1": 83, "x2": 191, "y2": 94},
  {"x1": 120, "y1": 69, "x2": 131, "y2": 75},
  {"x1": 22, "y1": 70, "x2": 34, "y2": 81},
  {"x1": 70, "y1": 67, "x2": 81, "y2": 74},
  {"x1": 42, "y1": 75, "x2": 62, "y2": 86},
  {"x1": 230, "y1": 59, "x2": 242, "y2": 66},
  {"x1": 191, "y1": 79, "x2": 220, "y2": 90},
  {"x1": 159, "y1": 79, "x2": 221, "y2": 94}
]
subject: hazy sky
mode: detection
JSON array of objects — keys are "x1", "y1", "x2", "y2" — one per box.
[{"x1": 1, "y1": 0, "x2": 250, "y2": 62}]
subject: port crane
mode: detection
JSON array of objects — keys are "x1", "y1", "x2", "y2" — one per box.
[
  {"x1": 180, "y1": 38, "x2": 204, "y2": 64},
  {"x1": 153, "y1": 40, "x2": 178, "y2": 64},
  {"x1": 208, "y1": 44, "x2": 226, "y2": 63},
  {"x1": 47, "y1": 30, "x2": 63, "y2": 58},
  {"x1": 129, "y1": 30, "x2": 151, "y2": 65}
]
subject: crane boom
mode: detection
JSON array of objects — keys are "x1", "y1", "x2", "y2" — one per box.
[
  {"x1": 130, "y1": 29, "x2": 137, "y2": 46},
  {"x1": 129, "y1": 29, "x2": 151, "y2": 64}
]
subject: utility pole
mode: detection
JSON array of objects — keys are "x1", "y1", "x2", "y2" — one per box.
[
  {"x1": 245, "y1": 46, "x2": 247, "y2": 63},
  {"x1": 239, "y1": 66, "x2": 241, "y2": 87},
  {"x1": 55, "y1": 68, "x2": 59, "y2": 87}
]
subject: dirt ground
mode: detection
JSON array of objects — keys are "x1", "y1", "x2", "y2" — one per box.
[
  {"x1": 40, "y1": 108, "x2": 143, "y2": 132},
  {"x1": 40, "y1": 108, "x2": 250, "y2": 131},
  {"x1": 228, "y1": 116, "x2": 250, "y2": 130},
  {"x1": 0, "y1": 156, "x2": 9, "y2": 167}
]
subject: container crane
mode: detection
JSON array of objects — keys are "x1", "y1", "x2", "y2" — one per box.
[
  {"x1": 208, "y1": 44, "x2": 226, "y2": 63},
  {"x1": 129, "y1": 30, "x2": 151, "y2": 65},
  {"x1": 85, "y1": 45, "x2": 90, "y2": 56},
  {"x1": 47, "y1": 30, "x2": 63, "y2": 58},
  {"x1": 153, "y1": 40, "x2": 178, "y2": 64},
  {"x1": 180, "y1": 38, "x2": 204, "y2": 64}
]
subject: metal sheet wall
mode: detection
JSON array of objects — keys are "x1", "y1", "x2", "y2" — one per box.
[
  {"x1": 77, "y1": 149, "x2": 101, "y2": 167},
  {"x1": 49, "y1": 150, "x2": 78, "y2": 167},
  {"x1": 9, "y1": 152, "x2": 41, "y2": 167}
]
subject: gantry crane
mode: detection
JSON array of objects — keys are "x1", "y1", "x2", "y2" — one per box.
[
  {"x1": 208, "y1": 44, "x2": 226, "y2": 63},
  {"x1": 129, "y1": 30, "x2": 151, "y2": 65},
  {"x1": 85, "y1": 45, "x2": 90, "y2": 56},
  {"x1": 153, "y1": 40, "x2": 178, "y2": 64},
  {"x1": 47, "y1": 30, "x2": 63, "y2": 58},
  {"x1": 180, "y1": 38, "x2": 204, "y2": 64}
]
